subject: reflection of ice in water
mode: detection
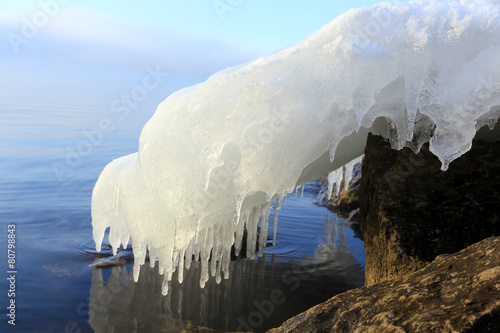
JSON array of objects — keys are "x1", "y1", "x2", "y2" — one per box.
[
  {"x1": 338, "y1": 224, "x2": 350, "y2": 254},
  {"x1": 89, "y1": 231, "x2": 365, "y2": 332},
  {"x1": 314, "y1": 212, "x2": 352, "y2": 262},
  {"x1": 90, "y1": 259, "x2": 326, "y2": 332},
  {"x1": 325, "y1": 212, "x2": 337, "y2": 249}
]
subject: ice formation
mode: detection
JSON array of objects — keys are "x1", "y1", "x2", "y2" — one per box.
[
  {"x1": 92, "y1": 0, "x2": 500, "y2": 295},
  {"x1": 321, "y1": 155, "x2": 363, "y2": 201}
]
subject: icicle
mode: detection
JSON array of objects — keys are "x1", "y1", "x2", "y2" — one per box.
[
  {"x1": 300, "y1": 184, "x2": 305, "y2": 198},
  {"x1": 222, "y1": 248, "x2": 231, "y2": 279},
  {"x1": 345, "y1": 155, "x2": 363, "y2": 190},
  {"x1": 272, "y1": 196, "x2": 284, "y2": 246},
  {"x1": 132, "y1": 240, "x2": 147, "y2": 282},
  {"x1": 334, "y1": 167, "x2": 344, "y2": 197},
  {"x1": 194, "y1": 241, "x2": 200, "y2": 262},
  {"x1": 133, "y1": 263, "x2": 140, "y2": 282},
  {"x1": 199, "y1": 228, "x2": 211, "y2": 288},
  {"x1": 178, "y1": 251, "x2": 185, "y2": 284},
  {"x1": 172, "y1": 250, "x2": 180, "y2": 269},
  {"x1": 148, "y1": 246, "x2": 156, "y2": 268},
  {"x1": 272, "y1": 212, "x2": 279, "y2": 246},
  {"x1": 326, "y1": 170, "x2": 336, "y2": 199},
  {"x1": 210, "y1": 226, "x2": 219, "y2": 278},
  {"x1": 258, "y1": 203, "x2": 272, "y2": 257},
  {"x1": 215, "y1": 261, "x2": 222, "y2": 284},
  {"x1": 246, "y1": 206, "x2": 261, "y2": 260},
  {"x1": 344, "y1": 163, "x2": 354, "y2": 191},
  {"x1": 325, "y1": 167, "x2": 344, "y2": 199},
  {"x1": 121, "y1": 233, "x2": 130, "y2": 251},
  {"x1": 215, "y1": 251, "x2": 223, "y2": 283}
]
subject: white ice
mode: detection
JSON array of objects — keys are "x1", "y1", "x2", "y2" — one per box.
[
  {"x1": 92, "y1": 0, "x2": 500, "y2": 295},
  {"x1": 322, "y1": 155, "x2": 364, "y2": 202}
]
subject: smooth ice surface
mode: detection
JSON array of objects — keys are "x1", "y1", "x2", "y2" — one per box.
[{"x1": 92, "y1": 0, "x2": 500, "y2": 294}]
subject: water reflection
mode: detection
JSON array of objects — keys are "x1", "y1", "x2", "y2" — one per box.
[
  {"x1": 89, "y1": 213, "x2": 364, "y2": 333},
  {"x1": 314, "y1": 213, "x2": 352, "y2": 261}
]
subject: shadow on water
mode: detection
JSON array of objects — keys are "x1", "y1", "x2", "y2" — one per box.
[{"x1": 88, "y1": 216, "x2": 364, "y2": 333}]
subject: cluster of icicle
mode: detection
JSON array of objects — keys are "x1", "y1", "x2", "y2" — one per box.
[
  {"x1": 92, "y1": 0, "x2": 500, "y2": 295},
  {"x1": 319, "y1": 155, "x2": 364, "y2": 202}
]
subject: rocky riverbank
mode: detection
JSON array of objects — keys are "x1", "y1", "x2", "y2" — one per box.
[{"x1": 268, "y1": 236, "x2": 500, "y2": 332}]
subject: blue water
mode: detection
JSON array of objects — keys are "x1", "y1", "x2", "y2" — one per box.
[{"x1": 0, "y1": 86, "x2": 364, "y2": 333}]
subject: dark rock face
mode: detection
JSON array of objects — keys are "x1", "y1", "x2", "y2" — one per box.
[
  {"x1": 268, "y1": 236, "x2": 500, "y2": 333},
  {"x1": 360, "y1": 134, "x2": 500, "y2": 285}
]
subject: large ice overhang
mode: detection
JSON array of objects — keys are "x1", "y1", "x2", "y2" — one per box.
[{"x1": 92, "y1": 0, "x2": 500, "y2": 295}]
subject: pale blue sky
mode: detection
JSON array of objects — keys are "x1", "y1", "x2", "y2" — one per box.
[
  {"x1": 2, "y1": 1, "x2": 388, "y2": 50},
  {"x1": 0, "y1": 1, "x2": 400, "y2": 103}
]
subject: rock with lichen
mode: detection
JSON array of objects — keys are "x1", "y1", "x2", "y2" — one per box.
[{"x1": 268, "y1": 236, "x2": 500, "y2": 333}]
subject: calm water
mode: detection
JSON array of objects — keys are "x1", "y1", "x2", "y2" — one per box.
[{"x1": 0, "y1": 87, "x2": 364, "y2": 333}]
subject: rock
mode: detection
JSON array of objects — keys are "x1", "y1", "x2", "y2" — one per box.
[
  {"x1": 359, "y1": 133, "x2": 500, "y2": 285},
  {"x1": 333, "y1": 184, "x2": 361, "y2": 219},
  {"x1": 267, "y1": 236, "x2": 500, "y2": 333}
]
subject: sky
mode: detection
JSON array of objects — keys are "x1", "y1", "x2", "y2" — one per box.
[{"x1": 1, "y1": 0, "x2": 395, "y2": 98}]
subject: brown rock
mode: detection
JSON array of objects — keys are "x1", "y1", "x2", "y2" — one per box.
[
  {"x1": 333, "y1": 184, "x2": 361, "y2": 219},
  {"x1": 268, "y1": 236, "x2": 500, "y2": 333},
  {"x1": 359, "y1": 133, "x2": 500, "y2": 285}
]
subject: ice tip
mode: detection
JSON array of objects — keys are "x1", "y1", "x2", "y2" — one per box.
[
  {"x1": 438, "y1": 155, "x2": 451, "y2": 171},
  {"x1": 440, "y1": 161, "x2": 450, "y2": 171},
  {"x1": 133, "y1": 264, "x2": 140, "y2": 282}
]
